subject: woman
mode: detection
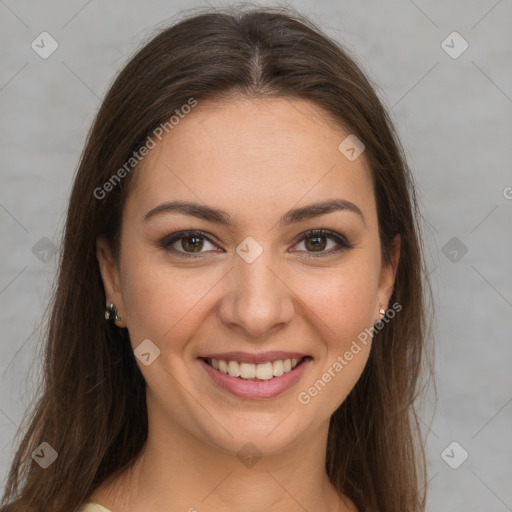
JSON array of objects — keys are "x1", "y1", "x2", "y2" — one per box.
[{"x1": 1, "y1": 5, "x2": 432, "y2": 512}]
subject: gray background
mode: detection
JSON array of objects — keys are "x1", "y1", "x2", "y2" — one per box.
[{"x1": 1, "y1": 1, "x2": 511, "y2": 510}]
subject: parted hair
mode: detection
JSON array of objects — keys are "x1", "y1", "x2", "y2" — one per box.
[{"x1": 1, "y1": 5, "x2": 432, "y2": 512}]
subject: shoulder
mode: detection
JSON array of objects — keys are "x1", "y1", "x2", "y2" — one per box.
[
  {"x1": 339, "y1": 492, "x2": 361, "y2": 512},
  {"x1": 0, "y1": 498, "x2": 112, "y2": 512},
  {"x1": 76, "y1": 503, "x2": 113, "y2": 512}
]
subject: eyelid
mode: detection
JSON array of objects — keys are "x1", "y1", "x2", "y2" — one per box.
[
  {"x1": 289, "y1": 228, "x2": 354, "y2": 257},
  {"x1": 157, "y1": 230, "x2": 221, "y2": 258},
  {"x1": 157, "y1": 228, "x2": 353, "y2": 258}
]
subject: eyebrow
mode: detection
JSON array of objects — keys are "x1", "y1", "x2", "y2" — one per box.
[{"x1": 143, "y1": 198, "x2": 366, "y2": 227}]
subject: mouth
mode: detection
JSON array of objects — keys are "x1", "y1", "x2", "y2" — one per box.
[
  {"x1": 200, "y1": 356, "x2": 309, "y2": 380},
  {"x1": 197, "y1": 353, "x2": 313, "y2": 399}
]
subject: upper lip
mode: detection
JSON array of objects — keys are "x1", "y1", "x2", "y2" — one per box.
[{"x1": 198, "y1": 351, "x2": 310, "y2": 364}]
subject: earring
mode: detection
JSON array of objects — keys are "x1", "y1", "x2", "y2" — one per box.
[
  {"x1": 379, "y1": 305, "x2": 386, "y2": 317},
  {"x1": 105, "y1": 303, "x2": 121, "y2": 322}
]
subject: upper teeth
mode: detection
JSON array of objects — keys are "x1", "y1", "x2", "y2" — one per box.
[{"x1": 210, "y1": 358, "x2": 301, "y2": 380}]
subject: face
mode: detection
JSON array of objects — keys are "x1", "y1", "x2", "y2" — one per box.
[{"x1": 97, "y1": 96, "x2": 399, "y2": 456}]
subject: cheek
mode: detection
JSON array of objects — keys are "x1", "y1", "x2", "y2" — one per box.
[
  {"x1": 301, "y1": 257, "x2": 380, "y2": 341},
  {"x1": 119, "y1": 246, "x2": 222, "y2": 352},
  {"x1": 293, "y1": 263, "x2": 378, "y2": 412},
  {"x1": 121, "y1": 245, "x2": 380, "y2": 344}
]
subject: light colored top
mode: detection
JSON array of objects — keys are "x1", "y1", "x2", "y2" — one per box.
[{"x1": 77, "y1": 502, "x2": 112, "y2": 512}]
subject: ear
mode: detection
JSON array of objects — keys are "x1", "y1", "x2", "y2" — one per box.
[
  {"x1": 96, "y1": 237, "x2": 126, "y2": 327},
  {"x1": 376, "y1": 234, "x2": 401, "y2": 316}
]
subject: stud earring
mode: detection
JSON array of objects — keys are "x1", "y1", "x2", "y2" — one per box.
[
  {"x1": 379, "y1": 305, "x2": 386, "y2": 317},
  {"x1": 105, "y1": 303, "x2": 121, "y2": 322}
]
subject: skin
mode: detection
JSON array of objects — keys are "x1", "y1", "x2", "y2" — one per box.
[{"x1": 94, "y1": 96, "x2": 400, "y2": 512}]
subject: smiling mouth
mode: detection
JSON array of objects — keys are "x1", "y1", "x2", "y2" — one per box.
[{"x1": 200, "y1": 356, "x2": 311, "y2": 381}]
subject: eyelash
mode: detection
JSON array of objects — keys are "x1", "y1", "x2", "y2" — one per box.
[{"x1": 157, "y1": 229, "x2": 354, "y2": 259}]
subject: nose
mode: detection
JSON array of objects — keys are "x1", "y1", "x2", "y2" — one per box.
[{"x1": 217, "y1": 251, "x2": 295, "y2": 338}]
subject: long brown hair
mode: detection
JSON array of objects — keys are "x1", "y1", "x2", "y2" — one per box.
[{"x1": 1, "y1": 5, "x2": 433, "y2": 512}]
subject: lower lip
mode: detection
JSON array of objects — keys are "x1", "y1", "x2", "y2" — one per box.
[{"x1": 198, "y1": 357, "x2": 312, "y2": 399}]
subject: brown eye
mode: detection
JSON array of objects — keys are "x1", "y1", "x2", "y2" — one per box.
[
  {"x1": 292, "y1": 229, "x2": 353, "y2": 258},
  {"x1": 181, "y1": 236, "x2": 204, "y2": 252},
  {"x1": 158, "y1": 231, "x2": 219, "y2": 258},
  {"x1": 304, "y1": 234, "x2": 328, "y2": 252}
]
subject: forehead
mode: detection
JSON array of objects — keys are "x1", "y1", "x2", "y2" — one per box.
[{"x1": 125, "y1": 96, "x2": 376, "y2": 225}]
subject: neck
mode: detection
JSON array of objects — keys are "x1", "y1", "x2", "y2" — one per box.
[{"x1": 91, "y1": 400, "x2": 355, "y2": 511}]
